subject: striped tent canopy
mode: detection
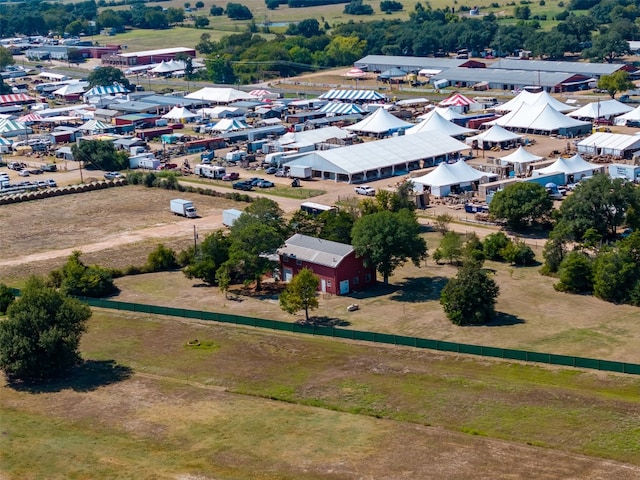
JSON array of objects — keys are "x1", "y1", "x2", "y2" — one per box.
[
  {"x1": 0, "y1": 119, "x2": 31, "y2": 137},
  {"x1": 319, "y1": 89, "x2": 386, "y2": 101},
  {"x1": 79, "y1": 119, "x2": 113, "y2": 132},
  {"x1": 0, "y1": 93, "x2": 34, "y2": 105},
  {"x1": 0, "y1": 136, "x2": 13, "y2": 145},
  {"x1": 248, "y1": 89, "x2": 273, "y2": 97},
  {"x1": 83, "y1": 84, "x2": 128, "y2": 98},
  {"x1": 439, "y1": 93, "x2": 476, "y2": 107},
  {"x1": 318, "y1": 102, "x2": 365, "y2": 115},
  {"x1": 18, "y1": 112, "x2": 44, "y2": 123}
]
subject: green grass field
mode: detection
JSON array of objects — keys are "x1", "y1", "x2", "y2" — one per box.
[{"x1": 2, "y1": 310, "x2": 639, "y2": 478}]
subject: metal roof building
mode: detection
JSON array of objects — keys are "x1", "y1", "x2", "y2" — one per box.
[
  {"x1": 488, "y1": 59, "x2": 628, "y2": 78},
  {"x1": 354, "y1": 55, "x2": 482, "y2": 73},
  {"x1": 430, "y1": 68, "x2": 590, "y2": 92}
]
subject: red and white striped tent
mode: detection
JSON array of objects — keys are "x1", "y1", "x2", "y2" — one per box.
[
  {"x1": 0, "y1": 93, "x2": 35, "y2": 105},
  {"x1": 18, "y1": 112, "x2": 44, "y2": 123},
  {"x1": 342, "y1": 67, "x2": 368, "y2": 78},
  {"x1": 248, "y1": 89, "x2": 273, "y2": 98},
  {"x1": 439, "y1": 93, "x2": 476, "y2": 107}
]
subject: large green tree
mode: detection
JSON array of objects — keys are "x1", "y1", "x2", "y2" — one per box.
[
  {"x1": 0, "y1": 46, "x2": 15, "y2": 69},
  {"x1": 489, "y1": 182, "x2": 553, "y2": 229},
  {"x1": 0, "y1": 276, "x2": 91, "y2": 381},
  {"x1": 351, "y1": 209, "x2": 427, "y2": 284},
  {"x1": 279, "y1": 267, "x2": 320, "y2": 322},
  {"x1": 183, "y1": 230, "x2": 231, "y2": 285},
  {"x1": 583, "y1": 31, "x2": 631, "y2": 63},
  {"x1": 597, "y1": 70, "x2": 634, "y2": 99},
  {"x1": 432, "y1": 231, "x2": 463, "y2": 265},
  {"x1": 440, "y1": 263, "x2": 500, "y2": 325},
  {"x1": 87, "y1": 66, "x2": 131, "y2": 89},
  {"x1": 71, "y1": 140, "x2": 129, "y2": 172}
]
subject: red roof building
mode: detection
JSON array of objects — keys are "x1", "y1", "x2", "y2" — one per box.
[{"x1": 278, "y1": 234, "x2": 376, "y2": 296}]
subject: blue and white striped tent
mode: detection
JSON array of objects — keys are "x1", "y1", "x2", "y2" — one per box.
[
  {"x1": 83, "y1": 84, "x2": 128, "y2": 99},
  {"x1": 319, "y1": 90, "x2": 386, "y2": 102},
  {"x1": 318, "y1": 102, "x2": 365, "y2": 116},
  {"x1": 0, "y1": 119, "x2": 31, "y2": 137}
]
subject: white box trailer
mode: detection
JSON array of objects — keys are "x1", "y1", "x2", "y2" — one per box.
[
  {"x1": 289, "y1": 165, "x2": 312, "y2": 179},
  {"x1": 170, "y1": 199, "x2": 197, "y2": 218},
  {"x1": 194, "y1": 164, "x2": 226, "y2": 179},
  {"x1": 222, "y1": 208, "x2": 243, "y2": 227}
]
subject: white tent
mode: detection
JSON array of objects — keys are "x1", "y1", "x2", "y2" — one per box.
[
  {"x1": 196, "y1": 106, "x2": 242, "y2": 119},
  {"x1": 496, "y1": 90, "x2": 576, "y2": 113},
  {"x1": 614, "y1": 105, "x2": 640, "y2": 125},
  {"x1": 412, "y1": 160, "x2": 488, "y2": 197},
  {"x1": 568, "y1": 99, "x2": 633, "y2": 120},
  {"x1": 278, "y1": 126, "x2": 352, "y2": 151},
  {"x1": 417, "y1": 106, "x2": 466, "y2": 122},
  {"x1": 576, "y1": 132, "x2": 640, "y2": 157},
  {"x1": 151, "y1": 61, "x2": 174, "y2": 74},
  {"x1": 498, "y1": 146, "x2": 543, "y2": 175},
  {"x1": 186, "y1": 87, "x2": 258, "y2": 104},
  {"x1": 162, "y1": 106, "x2": 197, "y2": 121},
  {"x1": 53, "y1": 82, "x2": 88, "y2": 97},
  {"x1": 210, "y1": 118, "x2": 250, "y2": 132},
  {"x1": 78, "y1": 119, "x2": 113, "y2": 133},
  {"x1": 487, "y1": 103, "x2": 591, "y2": 135},
  {"x1": 532, "y1": 153, "x2": 601, "y2": 182},
  {"x1": 406, "y1": 110, "x2": 476, "y2": 137},
  {"x1": 344, "y1": 108, "x2": 412, "y2": 135},
  {"x1": 466, "y1": 125, "x2": 522, "y2": 145}
]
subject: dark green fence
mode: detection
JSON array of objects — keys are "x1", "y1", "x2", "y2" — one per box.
[{"x1": 76, "y1": 297, "x2": 640, "y2": 376}]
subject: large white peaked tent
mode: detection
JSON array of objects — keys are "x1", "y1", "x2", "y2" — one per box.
[
  {"x1": 406, "y1": 110, "x2": 475, "y2": 136},
  {"x1": 417, "y1": 106, "x2": 466, "y2": 122},
  {"x1": 568, "y1": 99, "x2": 633, "y2": 120},
  {"x1": 466, "y1": 125, "x2": 522, "y2": 146},
  {"x1": 487, "y1": 103, "x2": 591, "y2": 135},
  {"x1": 344, "y1": 107, "x2": 412, "y2": 135},
  {"x1": 186, "y1": 87, "x2": 258, "y2": 104},
  {"x1": 532, "y1": 153, "x2": 601, "y2": 182},
  {"x1": 498, "y1": 146, "x2": 543, "y2": 175},
  {"x1": 412, "y1": 160, "x2": 490, "y2": 197},
  {"x1": 162, "y1": 106, "x2": 197, "y2": 121},
  {"x1": 614, "y1": 105, "x2": 640, "y2": 125},
  {"x1": 496, "y1": 90, "x2": 576, "y2": 113}
]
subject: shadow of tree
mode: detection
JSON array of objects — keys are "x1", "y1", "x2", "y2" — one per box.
[
  {"x1": 483, "y1": 312, "x2": 526, "y2": 327},
  {"x1": 390, "y1": 276, "x2": 448, "y2": 302},
  {"x1": 297, "y1": 316, "x2": 351, "y2": 327},
  {"x1": 6, "y1": 360, "x2": 133, "y2": 394},
  {"x1": 344, "y1": 283, "x2": 398, "y2": 299}
]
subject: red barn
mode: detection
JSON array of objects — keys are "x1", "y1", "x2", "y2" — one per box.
[{"x1": 278, "y1": 234, "x2": 376, "y2": 296}]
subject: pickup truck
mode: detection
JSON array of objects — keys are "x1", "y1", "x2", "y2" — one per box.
[{"x1": 355, "y1": 185, "x2": 376, "y2": 196}]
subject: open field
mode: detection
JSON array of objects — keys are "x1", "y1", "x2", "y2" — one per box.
[{"x1": 2, "y1": 310, "x2": 640, "y2": 479}]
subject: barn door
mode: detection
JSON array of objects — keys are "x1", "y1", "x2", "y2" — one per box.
[{"x1": 339, "y1": 280, "x2": 349, "y2": 295}]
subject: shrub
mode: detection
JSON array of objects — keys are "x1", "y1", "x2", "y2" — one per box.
[
  {"x1": 483, "y1": 232, "x2": 511, "y2": 261},
  {"x1": 0, "y1": 283, "x2": 15, "y2": 314},
  {"x1": 344, "y1": 0, "x2": 373, "y2": 14},
  {"x1": 554, "y1": 251, "x2": 593, "y2": 294},
  {"x1": 441, "y1": 263, "x2": 500, "y2": 325},
  {"x1": 147, "y1": 244, "x2": 178, "y2": 272}
]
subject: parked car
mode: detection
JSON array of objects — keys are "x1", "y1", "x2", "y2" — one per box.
[
  {"x1": 46, "y1": 179, "x2": 57, "y2": 188},
  {"x1": 29, "y1": 168, "x2": 43, "y2": 175},
  {"x1": 265, "y1": 166, "x2": 278, "y2": 174},
  {"x1": 249, "y1": 177, "x2": 266, "y2": 186},
  {"x1": 232, "y1": 180, "x2": 254, "y2": 191},
  {"x1": 222, "y1": 172, "x2": 240, "y2": 181},
  {"x1": 274, "y1": 169, "x2": 288, "y2": 177},
  {"x1": 621, "y1": 228, "x2": 634, "y2": 239},
  {"x1": 256, "y1": 180, "x2": 274, "y2": 188},
  {"x1": 355, "y1": 185, "x2": 376, "y2": 196},
  {"x1": 104, "y1": 171, "x2": 123, "y2": 180},
  {"x1": 18, "y1": 169, "x2": 30, "y2": 176},
  {"x1": 36, "y1": 180, "x2": 48, "y2": 189}
]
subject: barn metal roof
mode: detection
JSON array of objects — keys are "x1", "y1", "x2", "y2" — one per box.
[
  {"x1": 278, "y1": 234, "x2": 353, "y2": 268},
  {"x1": 488, "y1": 59, "x2": 625, "y2": 76},
  {"x1": 430, "y1": 67, "x2": 584, "y2": 89}
]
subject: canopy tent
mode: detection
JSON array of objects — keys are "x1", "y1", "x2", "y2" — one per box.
[
  {"x1": 396, "y1": 97, "x2": 430, "y2": 107},
  {"x1": 248, "y1": 89, "x2": 274, "y2": 98},
  {"x1": 342, "y1": 67, "x2": 368, "y2": 78},
  {"x1": 318, "y1": 102, "x2": 364, "y2": 116},
  {"x1": 614, "y1": 105, "x2": 640, "y2": 125},
  {"x1": 378, "y1": 67, "x2": 407, "y2": 79},
  {"x1": 412, "y1": 160, "x2": 490, "y2": 197},
  {"x1": 53, "y1": 82, "x2": 88, "y2": 97},
  {"x1": 418, "y1": 68, "x2": 442, "y2": 77},
  {"x1": 498, "y1": 146, "x2": 543, "y2": 175},
  {"x1": 209, "y1": 118, "x2": 250, "y2": 132},
  {"x1": 78, "y1": 119, "x2": 113, "y2": 133},
  {"x1": 496, "y1": 90, "x2": 576, "y2": 113},
  {"x1": 406, "y1": 110, "x2": 475, "y2": 137},
  {"x1": 466, "y1": 125, "x2": 522, "y2": 146},
  {"x1": 186, "y1": 87, "x2": 258, "y2": 104},
  {"x1": 278, "y1": 126, "x2": 352, "y2": 150},
  {"x1": 83, "y1": 84, "x2": 128, "y2": 99},
  {"x1": 282, "y1": 131, "x2": 470, "y2": 183},
  {"x1": 0, "y1": 135, "x2": 12, "y2": 152},
  {"x1": 18, "y1": 112, "x2": 43, "y2": 123},
  {"x1": 439, "y1": 93, "x2": 476, "y2": 107},
  {"x1": 162, "y1": 106, "x2": 197, "y2": 121},
  {"x1": 150, "y1": 59, "x2": 202, "y2": 74},
  {"x1": 0, "y1": 119, "x2": 31, "y2": 137},
  {"x1": 150, "y1": 61, "x2": 175, "y2": 74},
  {"x1": 196, "y1": 106, "x2": 242, "y2": 119},
  {"x1": 487, "y1": 103, "x2": 591, "y2": 136},
  {"x1": 532, "y1": 153, "x2": 601, "y2": 182},
  {"x1": 319, "y1": 89, "x2": 386, "y2": 102},
  {"x1": 568, "y1": 99, "x2": 633, "y2": 120},
  {"x1": 0, "y1": 93, "x2": 34, "y2": 105},
  {"x1": 417, "y1": 106, "x2": 466, "y2": 122},
  {"x1": 576, "y1": 132, "x2": 640, "y2": 157},
  {"x1": 344, "y1": 107, "x2": 412, "y2": 135}
]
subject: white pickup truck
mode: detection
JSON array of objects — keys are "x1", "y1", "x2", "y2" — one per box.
[{"x1": 354, "y1": 185, "x2": 376, "y2": 196}]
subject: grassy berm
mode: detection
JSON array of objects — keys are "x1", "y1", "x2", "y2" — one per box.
[{"x1": 2, "y1": 310, "x2": 639, "y2": 479}]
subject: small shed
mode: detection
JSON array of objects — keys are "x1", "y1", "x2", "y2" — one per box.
[{"x1": 278, "y1": 234, "x2": 376, "y2": 296}]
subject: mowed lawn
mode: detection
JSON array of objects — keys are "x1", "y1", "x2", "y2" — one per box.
[{"x1": 2, "y1": 310, "x2": 639, "y2": 479}]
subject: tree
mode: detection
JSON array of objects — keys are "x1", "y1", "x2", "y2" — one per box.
[
  {"x1": 483, "y1": 231, "x2": 511, "y2": 261},
  {"x1": 583, "y1": 31, "x2": 631, "y2": 63},
  {"x1": 554, "y1": 251, "x2": 593, "y2": 293},
  {"x1": 0, "y1": 283, "x2": 15, "y2": 314},
  {"x1": 489, "y1": 182, "x2": 553, "y2": 229},
  {"x1": 0, "y1": 46, "x2": 15, "y2": 69},
  {"x1": 323, "y1": 35, "x2": 367, "y2": 66},
  {"x1": 195, "y1": 1, "x2": 205, "y2": 8},
  {"x1": 226, "y1": 3, "x2": 253, "y2": 19},
  {"x1": 216, "y1": 265, "x2": 231, "y2": 298},
  {"x1": 194, "y1": 16, "x2": 210, "y2": 28},
  {"x1": 501, "y1": 238, "x2": 536, "y2": 266},
  {"x1": 71, "y1": 140, "x2": 129, "y2": 172},
  {"x1": 146, "y1": 244, "x2": 178, "y2": 272},
  {"x1": 344, "y1": 0, "x2": 374, "y2": 15},
  {"x1": 287, "y1": 18, "x2": 321, "y2": 38},
  {"x1": 183, "y1": 230, "x2": 231, "y2": 285},
  {"x1": 0, "y1": 276, "x2": 91, "y2": 381},
  {"x1": 87, "y1": 65, "x2": 131, "y2": 89},
  {"x1": 380, "y1": 0, "x2": 403, "y2": 13},
  {"x1": 434, "y1": 213, "x2": 453, "y2": 234},
  {"x1": 433, "y1": 231, "x2": 463, "y2": 264},
  {"x1": 514, "y1": 5, "x2": 531, "y2": 19},
  {"x1": 67, "y1": 48, "x2": 85, "y2": 65},
  {"x1": 50, "y1": 251, "x2": 117, "y2": 298},
  {"x1": 279, "y1": 267, "x2": 320, "y2": 322},
  {"x1": 351, "y1": 209, "x2": 427, "y2": 284},
  {"x1": 440, "y1": 263, "x2": 500, "y2": 325},
  {"x1": 318, "y1": 209, "x2": 354, "y2": 244},
  {"x1": 597, "y1": 70, "x2": 635, "y2": 99},
  {"x1": 210, "y1": 5, "x2": 224, "y2": 15}
]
